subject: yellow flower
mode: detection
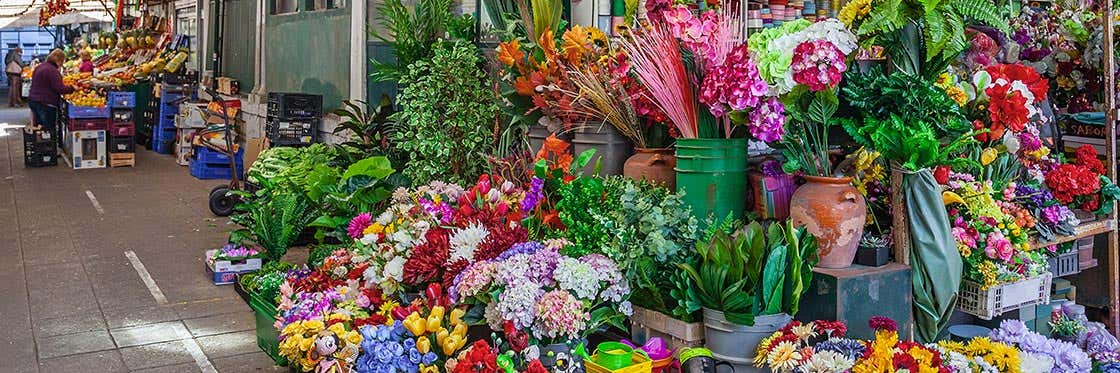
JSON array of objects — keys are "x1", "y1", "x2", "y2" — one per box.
[
  {"x1": 426, "y1": 306, "x2": 446, "y2": 332},
  {"x1": 364, "y1": 222, "x2": 385, "y2": 235},
  {"x1": 419, "y1": 365, "x2": 439, "y2": 373},
  {"x1": 957, "y1": 243, "x2": 972, "y2": 257},
  {"x1": 980, "y1": 148, "x2": 998, "y2": 166},
  {"x1": 404, "y1": 312, "x2": 427, "y2": 336},
  {"x1": 946, "y1": 86, "x2": 968, "y2": 106},
  {"x1": 417, "y1": 336, "x2": 432, "y2": 354},
  {"x1": 839, "y1": 0, "x2": 871, "y2": 27},
  {"x1": 765, "y1": 341, "x2": 799, "y2": 372},
  {"x1": 754, "y1": 331, "x2": 784, "y2": 367},
  {"x1": 791, "y1": 323, "x2": 817, "y2": 341},
  {"x1": 379, "y1": 300, "x2": 401, "y2": 319}
]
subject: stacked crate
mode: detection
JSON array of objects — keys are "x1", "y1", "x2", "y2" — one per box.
[
  {"x1": 23, "y1": 128, "x2": 57, "y2": 167},
  {"x1": 266, "y1": 93, "x2": 322, "y2": 147},
  {"x1": 60, "y1": 102, "x2": 109, "y2": 170},
  {"x1": 190, "y1": 147, "x2": 244, "y2": 180},
  {"x1": 107, "y1": 92, "x2": 137, "y2": 167},
  {"x1": 154, "y1": 84, "x2": 194, "y2": 154}
]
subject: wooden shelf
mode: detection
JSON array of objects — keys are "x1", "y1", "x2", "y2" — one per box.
[{"x1": 1030, "y1": 220, "x2": 1117, "y2": 250}]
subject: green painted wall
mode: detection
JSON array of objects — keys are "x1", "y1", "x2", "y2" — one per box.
[
  {"x1": 265, "y1": 6, "x2": 351, "y2": 111},
  {"x1": 217, "y1": 0, "x2": 258, "y2": 91}
]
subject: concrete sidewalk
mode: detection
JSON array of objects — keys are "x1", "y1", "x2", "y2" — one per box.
[{"x1": 0, "y1": 106, "x2": 284, "y2": 372}]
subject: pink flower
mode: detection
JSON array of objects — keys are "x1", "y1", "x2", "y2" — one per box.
[
  {"x1": 348, "y1": 213, "x2": 373, "y2": 239},
  {"x1": 985, "y1": 231, "x2": 1015, "y2": 262},
  {"x1": 952, "y1": 227, "x2": 976, "y2": 248},
  {"x1": 790, "y1": 40, "x2": 847, "y2": 91}
]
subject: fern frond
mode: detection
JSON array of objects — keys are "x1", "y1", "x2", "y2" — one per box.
[{"x1": 951, "y1": 0, "x2": 1007, "y2": 32}]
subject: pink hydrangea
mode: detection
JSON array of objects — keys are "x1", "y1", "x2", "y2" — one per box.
[
  {"x1": 790, "y1": 40, "x2": 847, "y2": 92},
  {"x1": 749, "y1": 97, "x2": 786, "y2": 142},
  {"x1": 533, "y1": 290, "x2": 588, "y2": 340},
  {"x1": 453, "y1": 261, "x2": 498, "y2": 300},
  {"x1": 699, "y1": 44, "x2": 770, "y2": 117}
]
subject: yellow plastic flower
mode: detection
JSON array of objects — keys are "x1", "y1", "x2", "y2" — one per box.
[
  {"x1": 839, "y1": 0, "x2": 871, "y2": 27},
  {"x1": 980, "y1": 148, "x2": 998, "y2": 166},
  {"x1": 364, "y1": 222, "x2": 385, "y2": 235},
  {"x1": 426, "y1": 306, "x2": 446, "y2": 333},
  {"x1": 404, "y1": 312, "x2": 427, "y2": 336},
  {"x1": 765, "y1": 341, "x2": 799, "y2": 372},
  {"x1": 417, "y1": 336, "x2": 432, "y2": 354},
  {"x1": 946, "y1": 86, "x2": 968, "y2": 106},
  {"x1": 754, "y1": 331, "x2": 784, "y2": 367},
  {"x1": 419, "y1": 365, "x2": 439, "y2": 373},
  {"x1": 379, "y1": 300, "x2": 401, "y2": 319},
  {"x1": 450, "y1": 308, "x2": 466, "y2": 326}
]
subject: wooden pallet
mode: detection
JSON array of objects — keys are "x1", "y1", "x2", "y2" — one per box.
[{"x1": 109, "y1": 152, "x2": 135, "y2": 168}]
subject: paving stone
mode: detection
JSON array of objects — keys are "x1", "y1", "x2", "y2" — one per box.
[
  {"x1": 36, "y1": 330, "x2": 115, "y2": 359},
  {"x1": 174, "y1": 297, "x2": 252, "y2": 320},
  {"x1": 119, "y1": 341, "x2": 196, "y2": 370},
  {"x1": 132, "y1": 362, "x2": 204, "y2": 373},
  {"x1": 212, "y1": 352, "x2": 289, "y2": 372},
  {"x1": 184, "y1": 312, "x2": 255, "y2": 338},
  {"x1": 33, "y1": 312, "x2": 107, "y2": 338},
  {"x1": 109, "y1": 320, "x2": 190, "y2": 348},
  {"x1": 38, "y1": 349, "x2": 127, "y2": 373},
  {"x1": 104, "y1": 305, "x2": 181, "y2": 329},
  {"x1": 195, "y1": 330, "x2": 260, "y2": 359}
]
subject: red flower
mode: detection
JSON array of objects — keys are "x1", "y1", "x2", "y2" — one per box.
[
  {"x1": 986, "y1": 83, "x2": 1030, "y2": 133},
  {"x1": 892, "y1": 351, "x2": 920, "y2": 371},
  {"x1": 402, "y1": 227, "x2": 451, "y2": 286},
  {"x1": 814, "y1": 320, "x2": 848, "y2": 337},
  {"x1": 442, "y1": 260, "x2": 469, "y2": 291},
  {"x1": 352, "y1": 314, "x2": 388, "y2": 328},
  {"x1": 524, "y1": 360, "x2": 548, "y2": 373},
  {"x1": 1076, "y1": 145, "x2": 1106, "y2": 175},
  {"x1": 868, "y1": 316, "x2": 898, "y2": 332},
  {"x1": 986, "y1": 64, "x2": 1049, "y2": 100},
  {"x1": 1083, "y1": 195, "x2": 1101, "y2": 212},
  {"x1": 1046, "y1": 164, "x2": 1101, "y2": 203},
  {"x1": 933, "y1": 166, "x2": 951, "y2": 185},
  {"x1": 780, "y1": 321, "x2": 803, "y2": 334},
  {"x1": 503, "y1": 321, "x2": 529, "y2": 352},
  {"x1": 453, "y1": 340, "x2": 498, "y2": 373},
  {"x1": 475, "y1": 225, "x2": 529, "y2": 262}
]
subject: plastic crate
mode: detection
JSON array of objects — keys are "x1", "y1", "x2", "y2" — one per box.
[
  {"x1": 66, "y1": 118, "x2": 108, "y2": 132},
  {"x1": 24, "y1": 133, "x2": 57, "y2": 168},
  {"x1": 585, "y1": 352, "x2": 652, "y2": 373},
  {"x1": 108, "y1": 91, "x2": 136, "y2": 109},
  {"x1": 66, "y1": 104, "x2": 109, "y2": 119},
  {"x1": 190, "y1": 159, "x2": 244, "y2": 180},
  {"x1": 25, "y1": 151, "x2": 57, "y2": 167},
  {"x1": 109, "y1": 136, "x2": 136, "y2": 153},
  {"x1": 629, "y1": 306, "x2": 704, "y2": 350},
  {"x1": 194, "y1": 147, "x2": 243, "y2": 164},
  {"x1": 111, "y1": 108, "x2": 134, "y2": 123},
  {"x1": 1047, "y1": 251, "x2": 1081, "y2": 278},
  {"x1": 266, "y1": 116, "x2": 318, "y2": 146},
  {"x1": 23, "y1": 129, "x2": 54, "y2": 145},
  {"x1": 108, "y1": 122, "x2": 136, "y2": 137},
  {"x1": 958, "y1": 273, "x2": 1052, "y2": 320},
  {"x1": 152, "y1": 138, "x2": 175, "y2": 155},
  {"x1": 249, "y1": 292, "x2": 288, "y2": 366},
  {"x1": 267, "y1": 92, "x2": 323, "y2": 119}
]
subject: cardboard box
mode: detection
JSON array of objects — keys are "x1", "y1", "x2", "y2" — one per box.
[
  {"x1": 243, "y1": 138, "x2": 266, "y2": 171},
  {"x1": 65, "y1": 130, "x2": 107, "y2": 169},
  {"x1": 204, "y1": 249, "x2": 262, "y2": 285}
]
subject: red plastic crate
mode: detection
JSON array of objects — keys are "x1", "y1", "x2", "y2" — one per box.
[
  {"x1": 108, "y1": 122, "x2": 136, "y2": 137},
  {"x1": 66, "y1": 118, "x2": 108, "y2": 131}
]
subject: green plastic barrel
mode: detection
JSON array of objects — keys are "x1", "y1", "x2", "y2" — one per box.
[{"x1": 675, "y1": 138, "x2": 748, "y2": 222}]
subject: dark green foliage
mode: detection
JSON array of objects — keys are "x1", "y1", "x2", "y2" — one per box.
[
  {"x1": 232, "y1": 192, "x2": 316, "y2": 261},
  {"x1": 369, "y1": 0, "x2": 455, "y2": 83}
]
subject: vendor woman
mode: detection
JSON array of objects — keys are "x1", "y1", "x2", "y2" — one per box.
[
  {"x1": 78, "y1": 50, "x2": 94, "y2": 73},
  {"x1": 28, "y1": 49, "x2": 75, "y2": 142}
]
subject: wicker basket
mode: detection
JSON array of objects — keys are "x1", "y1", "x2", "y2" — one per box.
[
  {"x1": 629, "y1": 306, "x2": 704, "y2": 350},
  {"x1": 957, "y1": 273, "x2": 1053, "y2": 320},
  {"x1": 1046, "y1": 251, "x2": 1081, "y2": 278}
]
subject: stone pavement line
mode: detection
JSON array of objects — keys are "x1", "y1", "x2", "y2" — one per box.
[
  {"x1": 124, "y1": 250, "x2": 169, "y2": 305},
  {"x1": 6, "y1": 125, "x2": 40, "y2": 373},
  {"x1": 84, "y1": 190, "x2": 105, "y2": 214},
  {"x1": 177, "y1": 325, "x2": 219, "y2": 373}
]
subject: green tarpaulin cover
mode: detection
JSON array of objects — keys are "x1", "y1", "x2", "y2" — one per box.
[{"x1": 904, "y1": 168, "x2": 962, "y2": 342}]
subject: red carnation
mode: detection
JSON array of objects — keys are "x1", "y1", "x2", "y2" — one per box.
[
  {"x1": 503, "y1": 321, "x2": 529, "y2": 352},
  {"x1": 524, "y1": 360, "x2": 548, "y2": 373},
  {"x1": 868, "y1": 316, "x2": 898, "y2": 332}
]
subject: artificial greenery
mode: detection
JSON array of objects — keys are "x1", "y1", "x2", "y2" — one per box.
[
  {"x1": 552, "y1": 176, "x2": 621, "y2": 257},
  {"x1": 840, "y1": 68, "x2": 969, "y2": 134},
  {"x1": 391, "y1": 40, "x2": 499, "y2": 185},
  {"x1": 843, "y1": 114, "x2": 977, "y2": 171},
  {"x1": 1049, "y1": 315, "x2": 1087, "y2": 338},
  {"x1": 598, "y1": 177, "x2": 700, "y2": 318},
  {"x1": 368, "y1": 0, "x2": 453, "y2": 83},
  {"x1": 332, "y1": 96, "x2": 402, "y2": 166},
  {"x1": 306, "y1": 156, "x2": 399, "y2": 241},
  {"x1": 678, "y1": 220, "x2": 818, "y2": 325},
  {"x1": 240, "y1": 261, "x2": 296, "y2": 305},
  {"x1": 775, "y1": 88, "x2": 841, "y2": 176},
  {"x1": 848, "y1": 0, "x2": 1006, "y2": 79},
  {"x1": 231, "y1": 192, "x2": 317, "y2": 261}
]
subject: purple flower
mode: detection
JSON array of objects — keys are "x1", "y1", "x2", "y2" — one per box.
[
  {"x1": 748, "y1": 97, "x2": 786, "y2": 143},
  {"x1": 348, "y1": 213, "x2": 373, "y2": 239},
  {"x1": 497, "y1": 241, "x2": 543, "y2": 260},
  {"x1": 760, "y1": 158, "x2": 784, "y2": 177},
  {"x1": 522, "y1": 177, "x2": 544, "y2": 213},
  {"x1": 815, "y1": 338, "x2": 866, "y2": 360}
]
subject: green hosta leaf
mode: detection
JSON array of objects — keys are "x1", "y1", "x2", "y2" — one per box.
[
  {"x1": 342, "y1": 156, "x2": 395, "y2": 181},
  {"x1": 762, "y1": 244, "x2": 788, "y2": 314}
]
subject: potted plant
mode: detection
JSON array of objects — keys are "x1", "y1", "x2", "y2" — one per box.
[
  {"x1": 622, "y1": 6, "x2": 780, "y2": 222},
  {"x1": 678, "y1": 220, "x2": 818, "y2": 371},
  {"x1": 745, "y1": 18, "x2": 868, "y2": 269}
]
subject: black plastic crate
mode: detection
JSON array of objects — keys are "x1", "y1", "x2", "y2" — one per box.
[
  {"x1": 111, "y1": 108, "x2": 134, "y2": 123},
  {"x1": 266, "y1": 116, "x2": 319, "y2": 146},
  {"x1": 109, "y1": 135, "x2": 136, "y2": 153},
  {"x1": 23, "y1": 129, "x2": 55, "y2": 145},
  {"x1": 23, "y1": 137, "x2": 57, "y2": 168},
  {"x1": 267, "y1": 93, "x2": 323, "y2": 119},
  {"x1": 25, "y1": 152, "x2": 57, "y2": 167}
]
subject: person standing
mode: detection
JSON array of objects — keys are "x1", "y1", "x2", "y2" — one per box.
[
  {"x1": 28, "y1": 49, "x2": 74, "y2": 141},
  {"x1": 5, "y1": 47, "x2": 25, "y2": 107},
  {"x1": 78, "y1": 50, "x2": 94, "y2": 73}
]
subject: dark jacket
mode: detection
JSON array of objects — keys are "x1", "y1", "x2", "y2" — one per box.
[{"x1": 28, "y1": 61, "x2": 74, "y2": 106}]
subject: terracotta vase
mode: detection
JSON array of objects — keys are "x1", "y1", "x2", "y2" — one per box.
[
  {"x1": 789, "y1": 176, "x2": 866, "y2": 269},
  {"x1": 624, "y1": 148, "x2": 676, "y2": 189}
]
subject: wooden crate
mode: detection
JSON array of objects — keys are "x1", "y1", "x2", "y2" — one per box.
[
  {"x1": 109, "y1": 153, "x2": 135, "y2": 168},
  {"x1": 216, "y1": 77, "x2": 240, "y2": 95},
  {"x1": 629, "y1": 306, "x2": 704, "y2": 350}
]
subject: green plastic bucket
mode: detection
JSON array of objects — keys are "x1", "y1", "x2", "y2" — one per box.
[
  {"x1": 249, "y1": 292, "x2": 288, "y2": 366},
  {"x1": 675, "y1": 138, "x2": 748, "y2": 222}
]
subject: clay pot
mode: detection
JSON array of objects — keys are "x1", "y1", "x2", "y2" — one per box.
[
  {"x1": 624, "y1": 148, "x2": 676, "y2": 189},
  {"x1": 789, "y1": 176, "x2": 866, "y2": 269}
]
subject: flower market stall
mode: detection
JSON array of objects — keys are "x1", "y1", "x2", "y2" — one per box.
[{"x1": 201, "y1": 0, "x2": 1120, "y2": 371}]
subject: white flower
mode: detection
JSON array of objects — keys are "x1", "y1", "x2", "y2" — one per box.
[
  {"x1": 359, "y1": 233, "x2": 379, "y2": 245},
  {"x1": 1019, "y1": 352, "x2": 1054, "y2": 373},
  {"x1": 376, "y1": 210, "x2": 395, "y2": 226},
  {"x1": 448, "y1": 222, "x2": 490, "y2": 263},
  {"x1": 801, "y1": 350, "x2": 853, "y2": 373},
  {"x1": 619, "y1": 301, "x2": 633, "y2": 316},
  {"x1": 1003, "y1": 132, "x2": 1021, "y2": 154},
  {"x1": 554, "y1": 257, "x2": 599, "y2": 300},
  {"x1": 363, "y1": 263, "x2": 383, "y2": 283},
  {"x1": 383, "y1": 256, "x2": 406, "y2": 282}
]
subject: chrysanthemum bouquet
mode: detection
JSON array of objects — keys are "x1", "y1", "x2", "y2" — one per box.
[
  {"x1": 945, "y1": 177, "x2": 1047, "y2": 289},
  {"x1": 450, "y1": 241, "x2": 632, "y2": 344},
  {"x1": 754, "y1": 320, "x2": 856, "y2": 372},
  {"x1": 990, "y1": 319, "x2": 1092, "y2": 373},
  {"x1": 851, "y1": 317, "x2": 946, "y2": 373}
]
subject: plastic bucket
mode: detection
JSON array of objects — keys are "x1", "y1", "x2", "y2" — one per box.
[
  {"x1": 702, "y1": 308, "x2": 790, "y2": 373},
  {"x1": 595, "y1": 342, "x2": 635, "y2": 370},
  {"x1": 249, "y1": 292, "x2": 288, "y2": 366},
  {"x1": 675, "y1": 138, "x2": 748, "y2": 222},
  {"x1": 573, "y1": 123, "x2": 632, "y2": 176}
]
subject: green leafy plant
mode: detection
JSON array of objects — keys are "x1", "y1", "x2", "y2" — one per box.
[
  {"x1": 1049, "y1": 314, "x2": 1087, "y2": 338},
  {"x1": 241, "y1": 261, "x2": 296, "y2": 305},
  {"x1": 231, "y1": 192, "x2": 317, "y2": 261},
  {"x1": 306, "y1": 156, "x2": 398, "y2": 241},
  {"x1": 840, "y1": 68, "x2": 969, "y2": 134},
  {"x1": 332, "y1": 96, "x2": 401, "y2": 165},
  {"x1": 552, "y1": 176, "x2": 620, "y2": 257},
  {"x1": 774, "y1": 88, "x2": 841, "y2": 176},
  {"x1": 843, "y1": 114, "x2": 977, "y2": 171},
  {"x1": 678, "y1": 220, "x2": 818, "y2": 325},
  {"x1": 391, "y1": 40, "x2": 499, "y2": 185},
  {"x1": 368, "y1": 0, "x2": 454, "y2": 83}
]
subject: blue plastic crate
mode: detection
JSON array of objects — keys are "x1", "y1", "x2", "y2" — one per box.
[
  {"x1": 190, "y1": 159, "x2": 244, "y2": 180},
  {"x1": 194, "y1": 147, "x2": 244, "y2": 165},
  {"x1": 152, "y1": 138, "x2": 175, "y2": 155},
  {"x1": 160, "y1": 92, "x2": 186, "y2": 104},
  {"x1": 154, "y1": 129, "x2": 178, "y2": 142},
  {"x1": 108, "y1": 92, "x2": 136, "y2": 109},
  {"x1": 67, "y1": 104, "x2": 109, "y2": 119},
  {"x1": 160, "y1": 105, "x2": 180, "y2": 118}
]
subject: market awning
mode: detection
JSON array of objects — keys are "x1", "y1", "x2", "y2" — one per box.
[
  {"x1": 49, "y1": 11, "x2": 113, "y2": 26},
  {"x1": 0, "y1": 10, "x2": 42, "y2": 30}
]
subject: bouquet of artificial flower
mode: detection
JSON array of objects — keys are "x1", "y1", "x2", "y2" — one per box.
[
  {"x1": 1045, "y1": 145, "x2": 1120, "y2": 215},
  {"x1": 945, "y1": 177, "x2": 1048, "y2": 289},
  {"x1": 451, "y1": 241, "x2": 631, "y2": 344},
  {"x1": 990, "y1": 319, "x2": 1092, "y2": 372},
  {"x1": 211, "y1": 244, "x2": 262, "y2": 261}
]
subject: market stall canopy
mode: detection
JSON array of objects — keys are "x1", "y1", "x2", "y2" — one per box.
[
  {"x1": 49, "y1": 11, "x2": 113, "y2": 26},
  {"x1": 0, "y1": 0, "x2": 114, "y2": 30},
  {"x1": 0, "y1": 9, "x2": 41, "y2": 30}
]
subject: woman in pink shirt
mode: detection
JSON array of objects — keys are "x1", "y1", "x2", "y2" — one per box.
[{"x1": 78, "y1": 50, "x2": 94, "y2": 73}]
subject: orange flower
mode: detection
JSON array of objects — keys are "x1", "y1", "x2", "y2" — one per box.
[
  {"x1": 539, "y1": 30, "x2": 560, "y2": 63},
  {"x1": 560, "y1": 26, "x2": 606, "y2": 63},
  {"x1": 497, "y1": 40, "x2": 524, "y2": 68}
]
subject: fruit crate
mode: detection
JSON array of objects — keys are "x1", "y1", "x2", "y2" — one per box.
[
  {"x1": 958, "y1": 273, "x2": 1052, "y2": 320},
  {"x1": 1047, "y1": 250, "x2": 1081, "y2": 278},
  {"x1": 66, "y1": 118, "x2": 108, "y2": 132},
  {"x1": 266, "y1": 116, "x2": 318, "y2": 146},
  {"x1": 108, "y1": 91, "x2": 136, "y2": 109},
  {"x1": 267, "y1": 92, "x2": 323, "y2": 119},
  {"x1": 65, "y1": 103, "x2": 109, "y2": 119},
  {"x1": 109, "y1": 136, "x2": 136, "y2": 153},
  {"x1": 248, "y1": 292, "x2": 288, "y2": 366},
  {"x1": 108, "y1": 122, "x2": 136, "y2": 137},
  {"x1": 629, "y1": 306, "x2": 704, "y2": 350},
  {"x1": 109, "y1": 153, "x2": 135, "y2": 167}
]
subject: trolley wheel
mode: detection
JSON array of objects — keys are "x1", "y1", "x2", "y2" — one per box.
[{"x1": 209, "y1": 186, "x2": 236, "y2": 217}]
